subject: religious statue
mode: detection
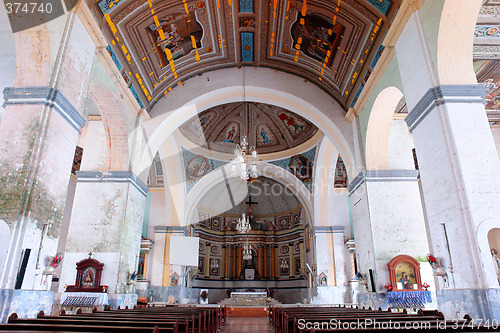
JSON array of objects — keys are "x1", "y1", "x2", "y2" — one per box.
[{"x1": 491, "y1": 249, "x2": 500, "y2": 284}]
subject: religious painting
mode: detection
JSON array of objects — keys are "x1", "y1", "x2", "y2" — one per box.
[
  {"x1": 291, "y1": 13, "x2": 344, "y2": 68},
  {"x1": 209, "y1": 258, "x2": 220, "y2": 276},
  {"x1": 256, "y1": 124, "x2": 275, "y2": 147},
  {"x1": 66, "y1": 257, "x2": 104, "y2": 292},
  {"x1": 137, "y1": 251, "x2": 145, "y2": 280},
  {"x1": 318, "y1": 272, "x2": 328, "y2": 286},
  {"x1": 186, "y1": 155, "x2": 209, "y2": 182},
  {"x1": 334, "y1": 155, "x2": 347, "y2": 188},
  {"x1": 170, "y1": 272, "x2": 179, "y2": 286},
  {"x1": 278, "y1": 111, "x2": 306, "y2": 137},
  {"x1": 289, "y1": 154, "x2": 312, "y2": 183},
  {"x1": 219, "y1": 122, "x2": 240, "y2": 143},
  {"x1": 474, "y1": 59, "x2": 500, "y2": 110},
  {"x1": 148, "y1": 12, "x2": 203, "y2": 67},
  {"x1": 180, "y1": 110, "x2": 216, "y2": 138},
  {"x1": 395, "y1": 262, "x2": 417, "y2": 290},
  {"x1": 280, "y1": 258, "x2": 289, "y2": 275},
  {"x1": 295, "y1": 257, "x2": 301, "y2": 275},
  {"x1": 387, "y1": 255, "x2": 423, "y2": 291}
]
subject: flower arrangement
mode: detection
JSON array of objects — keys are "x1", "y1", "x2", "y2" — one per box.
[
  {"x1": 422, "y1": 282, "x2": 430, "y2": 291},
  {"x1": 384, "y1": 283, "x2": 393, "y2": 292},
  {"x1": 200, "y1": 290, "x2": 208, "y2": 301}
]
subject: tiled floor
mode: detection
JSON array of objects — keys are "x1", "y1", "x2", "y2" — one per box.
[{"x1": 223, "y1": 316, "x2": 274, "y2": 333}]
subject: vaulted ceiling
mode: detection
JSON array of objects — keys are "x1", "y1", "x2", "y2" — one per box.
[
  {"x1": 179, "y1": 102, "x2": 319, "y2": 154},
  {"x1": 89, "y1": 0, "x2": 401, "y2": 110}
]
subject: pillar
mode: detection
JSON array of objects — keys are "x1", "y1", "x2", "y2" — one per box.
[
  {"x1": 232, "y1": 244, "x2": 237, "y2": 279},
  {"x1": 274, "y1": 245, "x2": 279, "y2": 279},
  {"x1": 204, "y1": 243, "x2": 211, "y2": 277},
  {"x1": 237, "y1": 246, "x2": 242, "y2": 279},
  {"x1": 271, "y1": 245, "x2": 276, "y2": 279},
  {"x1": 288, "y1": 243, "x2": 294, "y2": 278},
  {"x1": 258, "y1": 245, "x2": 263, "y2": 278},
  {"x1": 299, "y1": 242, "x2": 305, "y2": 276},
  {"x1": 222, "y1": 245, "x2": 227, "y2": 279},
  {"x1": 394, "y1": 2, "x2": 500, "y2": 319},
  {"x1": 263, "y1": 246, "x2": 268, "y2": 279}
]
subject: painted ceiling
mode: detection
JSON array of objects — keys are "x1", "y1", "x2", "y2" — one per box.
[
  {"x1": 89, "y1": 0, "x2": 401, "y2": 110},
  {"x1": 179, "y1": 102, "x2": 319, "y2": 154}
]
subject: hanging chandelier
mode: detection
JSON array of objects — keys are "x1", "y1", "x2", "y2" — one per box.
[
  {"x1": 242, "y1": 241, "x2": 252, "y2": 260},
  {"x1": 236, "y1": 213, "x2": 251, "y2": 234},
  {"x1": 231, "y1": 135, "x2": 259, "y2": 181}
]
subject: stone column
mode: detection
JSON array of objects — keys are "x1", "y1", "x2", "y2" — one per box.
[
  {"x1": 299, "y1": 242, "x2": 305, "y2": 276},
  {"x1": 274, "y1": 246, "x2": 279, "y2": 280},
  {"x1": 258, "y1": 245, "x2": 263, "y2": 278},
  {"x1": 222, "y1": 245, "x2": 227, "y2": 279},
  {"x1": 271, "y1": 245, "x2": 276, "y2": 279},
  {"x1": 204, "y1": 243, "x2": 211, "y2": 277},
  {"x1": 349, "y1": 171, "x2": 428, "y2": 291},
  {"x1": 263, "y1": 246, "x2": 268, "y2": 279},
  {"x1": 288, "y1": 243, "x2": 294, "y2": 278},
  {"x1": 394, "y1": 6, "x2": 500, "y2": 319},
  {"x1": 232, "y1": 245, "x2": 237, "y2": 279},
  {"x1": 0, "y1": 14, "x2": 92, "y2": 291},
  {"x1": 237, "y1": 246, "x2": 242, "y2": 279}
]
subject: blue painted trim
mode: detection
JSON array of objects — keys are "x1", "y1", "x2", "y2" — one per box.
[
  {"x1": 3, "y1": 87, "x2": 85, "y2": 133},
  {"x1": 241, "y1": 32, "x2": 254, "y2": 62},
  {"x1": 348, "y1": 170, "x2": 419, "y2": 194},
  {"x1": 76, "y1": 171, "x2": 148, "y2": 197},
  {"x1": 405, "y1": 85, "x2": 486, "y2": 132}
]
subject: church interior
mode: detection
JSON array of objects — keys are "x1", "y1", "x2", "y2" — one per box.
[{"x1": 0, "y1": 0, "x2": 500, "y2": 329}]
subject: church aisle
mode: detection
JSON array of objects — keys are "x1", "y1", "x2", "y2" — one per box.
[{"x1": 223, "y1": 316, "x2": 274, "y2": 333}]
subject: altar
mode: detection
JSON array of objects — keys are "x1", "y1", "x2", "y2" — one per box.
[{"x1": 230, "y1": 292, "x2": 267, "y2": 306}]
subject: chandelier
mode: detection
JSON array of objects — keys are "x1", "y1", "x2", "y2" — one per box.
[
  {"x1": 236, "y1": 213, "x2": 251, "y2": 234},
  {"x1": 231, "y1": 135, "x2": 259, "y2": 181},
  {"x1": 242, "y1": 241, "x2": 252, "y2": 260}
]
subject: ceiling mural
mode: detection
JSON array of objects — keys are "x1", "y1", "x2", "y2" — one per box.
[
  {"x1": 89, "y1": 0, "x2": 401, "y2": 110},
  {"x1": 269, "y1": 146, "x2": 317, "y2": 192},
  {"x1": 179, "y1": 102, "x2": 319, "y2": 154},
  {"x1": 182, "y1": 148, "x2": 228, "y2": 192}
]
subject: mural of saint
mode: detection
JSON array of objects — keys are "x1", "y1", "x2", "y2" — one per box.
[
  {"x1": 395, "y1": 262, "x2": 416, "y2": 290},
  {"x1": 186, "y1": 155, "x2": 210, "y2": 182},
  {"x1": 222, "y1": 123, "x2": 239, "y2": 143},
  {"x1": 291, "y1": 13, "x2": 344, "y2": 68},
  {"x1": 278, "y1": 112, "x2": 304, "y2": 133},
  {"x1": 148, "y1": 13, "x2": 203, "y2": 67},
  {"x1": 289, "y1": 154, "x2": 312, "y2": 183}
]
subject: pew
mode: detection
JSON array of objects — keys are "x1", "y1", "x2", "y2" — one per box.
[{"x1": 269, "y1": 305, "x2": 498, "y2": 333}]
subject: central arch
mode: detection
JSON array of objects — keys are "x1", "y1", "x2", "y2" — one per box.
[{"x1": 132, "y1": 67, "x2": 356, "y2": 183}]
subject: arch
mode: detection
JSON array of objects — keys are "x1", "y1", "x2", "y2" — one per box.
[
  {"x1": 185, "y1": 162, "x2": 313, "y2": 229},
  {"x1": 365, "y1": 86, "x2": 404, "y2": 170},
  {"x1": 132, "y1": 67, "x2": 356, "y2": 183},
  {"x1": 88, "y1": 86, "x2": 130, "y2": 171},
  {"x1": 477, "y1": 219, "x2": 500, "y2": 288},
  {"x1": 436, "y1": 0, "x2": 482, "y2": 85}
]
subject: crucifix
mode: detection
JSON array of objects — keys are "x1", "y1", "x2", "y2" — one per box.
[{"x1": 244, "y1": 196, "x2": 258, "y2": 217}]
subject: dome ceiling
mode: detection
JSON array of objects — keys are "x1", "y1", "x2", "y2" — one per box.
[
  {"x1": 90, "y1": 0, "x2": 401, "y2": 110},
  {"x1": 179, "y1": 102, "x2": 319, "y2": 154}
]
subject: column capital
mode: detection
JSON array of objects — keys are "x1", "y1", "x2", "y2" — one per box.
[
  {"x1": 405, "y1": 85, "x2": 486, "y2": 132},
  {"x1": 76, "y1": 171, "x2": 148, "y2": 196},
  {"x1": 348, "y1": 170, "x2": 420, "y2": 194},
  {"x1": 3, "y1": 87, "x2": 85, "y2": 133}
]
